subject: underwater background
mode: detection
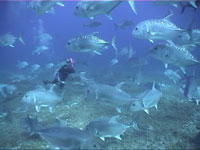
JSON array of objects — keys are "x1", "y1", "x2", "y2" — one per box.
[{"x1": 0, "y1": 1, "x2": 200, "y2": 149}]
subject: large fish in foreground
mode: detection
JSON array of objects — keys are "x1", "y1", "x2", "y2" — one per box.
[
  {"x1": 22, "y1": 86, "x2": 62, "y2": 112},
  {"x1": 132, "y1": 13, "x2": 186, "y2": 43},
  {"x1": 130, "y1": 83, "x2": 162, "y2": 114},
  {"x1": 75, "y1": 0, "x2": 137, "y2": 20},
  {"x1": 0, "y1": 33, "x2": 24, "y2": 47},
  {"x1": 66, "y1": 32, "x2": 117, "y2": 56},
  {"x1": 85, "y1": 116, "x2": 139, "y2": 141},
  {"x1": 22, "y1": 115, "x2": 99, "y2": 150},
  {"x1": 150, "y1": 41, "x2": 199, "y2": 73}
]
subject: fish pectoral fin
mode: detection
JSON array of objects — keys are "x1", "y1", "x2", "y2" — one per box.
[
  {"x1": 9, "y1": 45, "x2": 14, "y2": 47},
  {"x1": 35, "y1": 105, "x2": 41, "y2": 112},
  {"x1": 115, "y1": 135, "x2": 122, "y2": 140},
  {"x1": 93, "y1": 51, "x2": 102, "y2": 55},
  {"x1": 144, "y1": 109, "x2": 149, "y2": 114},
  {"x1": 115, "y1": 107, "x2": 121, "y2": 113},
  {"x1": 164, "y1": 63, "x2": 168, "y2": 69},
  {"x1": 148, "y1": 39, "x2": 154, "y2": 43},
  {"x1": 196, "y1": 99, "x2": 199, "y2": 105},
  {"x1": 100, "y1": 137, "x2": 105, "y2": 141},
  {"x1": 105, "y1": 14, "x2": 113, "y2": 20},
  {"x1": 155, "y1": 104, "x2": 158, "y2": 110},
  {"x1": 49, "y1": 107, "x2": 53, "y2": 113}
]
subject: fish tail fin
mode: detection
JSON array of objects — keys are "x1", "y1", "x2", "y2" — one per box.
[{"x1": 18, "y1": 33, "x2": 25, "y2": 45}]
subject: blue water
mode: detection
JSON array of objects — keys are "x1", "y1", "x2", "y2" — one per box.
[{"x1": 0, "y1": 1, "x2": 200, "y2": 149}]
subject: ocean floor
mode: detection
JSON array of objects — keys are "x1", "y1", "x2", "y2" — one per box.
[{"x1": 0, "y1": 69, "x2": 200, "y2": 149}]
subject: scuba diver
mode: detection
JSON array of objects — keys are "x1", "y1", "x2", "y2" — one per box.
[{"x1": 43, "y1": 58, "x2": 75, "y2": 89}]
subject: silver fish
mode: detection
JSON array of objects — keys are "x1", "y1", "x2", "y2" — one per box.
[
  {"x1": 164, "y1": 69, "x2": 181, "y2": 84},
  {"x1": 0, "y1": 32, "x2": 24, "y2": 47},
  {"x1": 130, "y1": 83, "x2": 162, "y2": 114},
  {"x1": 132, "y1": 13, "x2": 186, "y2": 43},
  {"x1": 17, "y1": 61, "x2": 29, "y2": 69},
  {"x1": 85, "y1": 116, "x2": 138, "y2": 141},
  {"x1": 22, "y1": 116, "x2": 99, "y2": 150},
  {"x1": 22, "y1": 86, "x2": 62, "y2": 112},
  {"x1": 28, "y1": 0, "x2": 64, "y2": 16},
  {"x1": 66, "y1": 32, "x2": 117, "y2": 56},
  {"x1": 32, "y1": 45, "x2": 48, "y2": 55},
  {"x1": 75, "y1": 1, "x2": 137, "y2": 20},
  {"x1": 87, "y1": 82, "x2": 134, "y2": 113},
  {"x1": 83, "y1": 20, "x2": 102, "y2": 28},
  {"x1": 150, "y1": 41, "x2": 199, "y2": 73},
  {"x1": 114, "y1": 20, "x2": 134, "y2": 30}
]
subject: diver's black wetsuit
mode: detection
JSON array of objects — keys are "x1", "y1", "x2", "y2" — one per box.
[{"x1": 43, "y1": 62, "x2": 75, "y2": 88}]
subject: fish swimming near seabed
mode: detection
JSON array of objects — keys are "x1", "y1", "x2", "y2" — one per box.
[{"x1": 21, "y1": 115, "x2": 100, "y2": 149}]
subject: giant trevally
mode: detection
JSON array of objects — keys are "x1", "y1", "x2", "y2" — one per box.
[
  {"x1": 114, "y1": 20, "x2": 134, "y2": 30},
  {"x1": 22, "y1": 86, "x2": 62, "y2": 112},
  {"x1": 22, "y1": 115, "x2": 99, "y2": 150},
  {"x1": 85, "y1": 116, "x2": 139, "y2": 141},
  {"x1": 0, "y1": 32, "x2": 24, "y2": 47},
  {"x1": 66, "y1": 32, "x2": 117, "y2": 56},
  {"x1": 83, "y1": 20, "x2": 102, "y2": 28},
  {"x1": 164, "y1": 69, "x2": 182, "y2": 84},
  {"x1": 74, "y1": 0, "x2": 137, "y2": 20},
  {"x1": 28, "y1": 0, "x2": 64, "y2": 16},
  {"x1": 174, "y1": 28, "x2": 200, "y2": 47},
  {"x1": 87, "y1": 82, "x2": 134, "y2": 113},
  {"x1": 132, "y1": 12, "x2": 186, "y2": 43},
  {"x1": 32, "y1": 45, "x2": 48, "y2": 55},
  {"x1": 130, "y1": 83, "x2": 162, "y2": 114},
  {"x1": 0, "y1": 83, "x2": 17, "y2": 98},
  {"x1": 149, "y1": 41, "x2": 199, "y2": 73}
]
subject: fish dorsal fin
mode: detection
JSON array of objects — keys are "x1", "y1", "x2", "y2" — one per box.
[
  {"x1": 152, "y1": 82, "x2": 156, "y2": 90},
  {"x1": 163, "y1": 10, "x2": 173, "y2": 21},
  {"x1": 90, "y1": 32, "x2": 99, "y2": 36},
  {"x1": 109, "y1": 115, "x2": 119, "y2": 123},
  {"x1": 115, "y1": 82, "x2": 125, "y2": 89},
  {"x1": 56, "y1": 2, "x2": 64, "y2": 7}
]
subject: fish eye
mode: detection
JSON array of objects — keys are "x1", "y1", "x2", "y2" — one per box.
[
  {"x1": 135, "y1": 27, "x2": 138, "y2": 30},
  {"x1": 67, "y1": 42, "x2": 71, "y2": 45},
  {"x1": 93, "y1": 144, "x2": 97, "y2": 148},
  {"x1": 132, "y1": 103, "x2": 136, "y2": 106},
  {"x1": 76, "y1": 6, "x2": 79, "y2": 9},
  {"x1": 87, "y1": 90, "x2": 90, "y2": 93},
  {"x1": 153, "y1": 47, "x2": 157, "y2": 50}
]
